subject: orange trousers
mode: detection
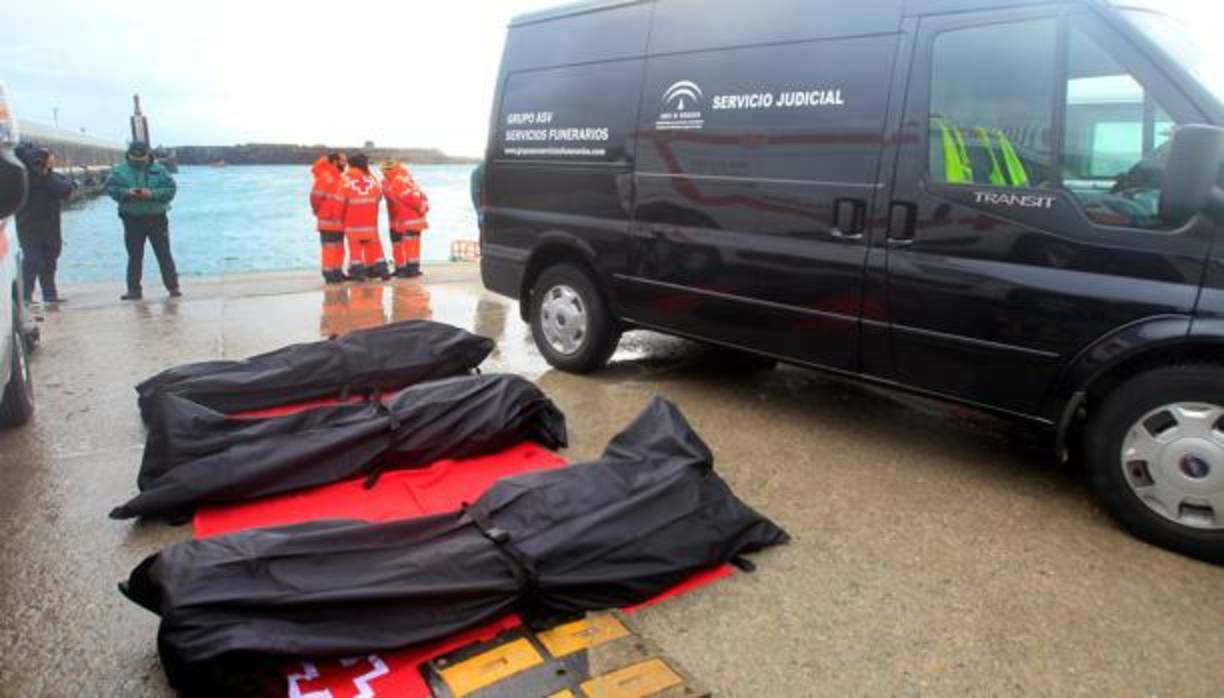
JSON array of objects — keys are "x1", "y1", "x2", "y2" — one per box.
[
  {"x1": 319, "y1": 231, "x2": 345, "y2": 273},
  {"x1": 346, "y1": 231, "x2": 386, "y2": 268},
  {"x1": 390, "y1": 231, "x2": 421, "y2": 269}
]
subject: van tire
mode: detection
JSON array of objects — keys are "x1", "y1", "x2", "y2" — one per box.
[
  {"x1": 18, "y1": 295, "x2": 38, "y2": 354},
  {"x1": 0, "y1": 300, "x2": 35, "y2": 428},
  {"x1": 1084, "y1": 365, "x2": 1224, "y2": 564},
  {"x1": 529, "y1": 263, "x2": 620, "y2": 374}
]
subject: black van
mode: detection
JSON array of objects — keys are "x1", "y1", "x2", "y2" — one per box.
[{"x1": 479, "y1": 0, "x2": 1224, "y2": 563}]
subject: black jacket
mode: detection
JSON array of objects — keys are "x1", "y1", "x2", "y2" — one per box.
[{"x1": 15, "y1": 169, "x2": 74, "y2": 243}]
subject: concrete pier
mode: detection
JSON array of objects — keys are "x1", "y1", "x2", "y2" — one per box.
[
  {"x1": 1, "y1": 264, "x2": 1220, "y2": 696},
  {"x1": 16, "y1": 119, "x2": 125, "y2": 199}
]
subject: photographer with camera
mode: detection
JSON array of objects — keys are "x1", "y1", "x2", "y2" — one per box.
[{"x1": 15, "y1": 145, "x2": 74, "y2": 305}]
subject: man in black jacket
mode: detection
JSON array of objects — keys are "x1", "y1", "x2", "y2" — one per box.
[{"x1": 15, "y1": 147, "x2": 75, "y2": 304}]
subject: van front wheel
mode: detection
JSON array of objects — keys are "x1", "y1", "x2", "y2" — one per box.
[
  {"x1": 1085, "y1": 365, "x2": 1224, "y2": 564},
  {"x1": 529, "y1": 264, "x2": 620, "y2": 374}
]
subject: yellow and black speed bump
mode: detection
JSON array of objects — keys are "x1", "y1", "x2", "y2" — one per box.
[{"x1": 421, "y1": 611, "x2": 710, "y2": 698}]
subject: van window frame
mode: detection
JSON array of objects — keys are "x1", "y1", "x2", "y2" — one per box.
[
  {"x1": 917, "y1": 6, "x2": 1209, "y2": 238},
  {"x1": 921, "y1": 11, "x2": 1064, "y2": 193}
]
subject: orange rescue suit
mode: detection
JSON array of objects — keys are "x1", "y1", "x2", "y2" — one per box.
[
  {"x1": 382, "y1": 165, "x2": 429, "y2": 274},
  {"x1": 340, "y1": 169, "x2": 387, "y2": 274},
  {"x1": 310, "y1": 158, "x2": 347, "y2": 278}
]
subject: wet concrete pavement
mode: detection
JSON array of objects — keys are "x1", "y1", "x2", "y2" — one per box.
[{"x1": 0, "y1": 265, "x2": 1220, "y2": 697}]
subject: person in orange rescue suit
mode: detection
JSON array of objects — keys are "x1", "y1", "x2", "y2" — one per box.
[
  {"x1": 379, "y1": 160, "x2": 429, "y2": 278},
  {"x1": 340, "y1": 153, "x2": 390, "y2": 281},
  {"x1": 310, "y1": 152, "x2": 348, "y2": 284}
]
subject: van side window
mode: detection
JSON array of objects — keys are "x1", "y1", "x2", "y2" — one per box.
[
  {"x1": 1062, "y1": 22, "x2": 1178, "y2": 230},
  {"x1": 929, "y1": 19, "x2": 1058, "y2": 189}
]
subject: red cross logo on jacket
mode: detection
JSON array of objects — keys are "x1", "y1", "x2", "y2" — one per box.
[{"x1": 348, "y1": 175, "x2": 375, "y2": 196}]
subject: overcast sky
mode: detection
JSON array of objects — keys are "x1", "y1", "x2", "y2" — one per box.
[
  {"x1": 3, "y1": 0, "x2": 1221, "y2": 157},
  {"x1": 2, "y1": 0, "x2": 559, "y2": 156}
]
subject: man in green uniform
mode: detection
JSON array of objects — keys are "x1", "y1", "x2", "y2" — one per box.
[{"x1": 105, "y1": 142, "x2": 180, "y2": 300}]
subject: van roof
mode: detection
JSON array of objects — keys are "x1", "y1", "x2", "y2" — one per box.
[
  {"x1": 510, "y1": 0, "x2": 1105, "y2": 27},
  {"x1": 903, "y1": 0, "x2": 1094, "y2": 14},
  {"x1": 509, "y1": 0, "x2": 648, "y2": 27}
]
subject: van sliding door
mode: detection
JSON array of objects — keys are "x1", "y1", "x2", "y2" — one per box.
[{"x1": 617, "y1": 17, "x2": 900, "y2": 371}]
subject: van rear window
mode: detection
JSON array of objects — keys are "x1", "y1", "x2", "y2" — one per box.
[{"x1": 496, "y1": 61, "x2": 643, "y2": 164}]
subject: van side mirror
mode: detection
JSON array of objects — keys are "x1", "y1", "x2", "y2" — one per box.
[{"x1": 1160, "y1": 124, "x2": 1224, "y2": 225}]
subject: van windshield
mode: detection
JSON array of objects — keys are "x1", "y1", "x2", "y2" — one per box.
[{"x1": 1117, "y1": 6, "x2": 1224, "y2": 108}]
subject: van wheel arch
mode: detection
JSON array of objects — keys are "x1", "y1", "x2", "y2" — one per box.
[
  {"x1": 1087, "y1": 341, "x2": 1224, "y2": 402},
  {"x1": 519, "y1": 243, "x2": 611, "y2": 322},
  {"x1": 1059, "y1": 341, "x2": 1224, "y2": 464}
]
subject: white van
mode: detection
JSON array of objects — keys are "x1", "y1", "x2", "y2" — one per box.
[{"x1": 0, "y1": 82, "x2": 35, "y2": 427}]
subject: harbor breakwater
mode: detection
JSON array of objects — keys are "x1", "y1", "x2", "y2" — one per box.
[{"x1": 176, "y1": 144, "x2": 477, "y2": 166}]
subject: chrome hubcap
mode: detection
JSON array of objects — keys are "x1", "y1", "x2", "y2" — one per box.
[
  {"x1": 539, "y1": 284, "x2": 588, "y2": 356},
  {"x1": 1121, "y1": 402, "x2": 1224, "y2": 530}
]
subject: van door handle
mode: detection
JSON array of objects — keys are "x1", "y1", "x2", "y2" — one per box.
[
  {"x1": 831, "y1": 197, "x2": 866, "y2": 240},
  {"x1": 887, "y1": 201, "x2": 917, "y2": 245}
]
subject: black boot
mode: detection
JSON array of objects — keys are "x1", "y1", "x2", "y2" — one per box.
[
  {"x1": 370, "y1": 261, "x2": 391, "y2": 281},
  {"x1": 322, "y1": 269, "x2": 344, "y2": 285},
  {"x1": 347, "y1": 265, "x2": 367, "y2": 282},
  {"x1": 399, "y1": 263, "x2": 422, "y2": 279}
]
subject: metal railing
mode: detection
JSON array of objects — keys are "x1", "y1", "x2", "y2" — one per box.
[{"x1": 449, "y1": 240, "x2": 481, "y2": 262}]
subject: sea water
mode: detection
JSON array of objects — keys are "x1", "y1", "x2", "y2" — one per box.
[{"x1": 57, "y1": 163, "x2": 479, "y2": 284}]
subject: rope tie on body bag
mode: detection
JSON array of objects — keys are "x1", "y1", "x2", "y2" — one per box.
[
  {"x1": 462, "y1": 503, "x2": 539, "y2": 593},
  {"x1": 361, "y1": 400, "x2": 403, "y2": 489}
]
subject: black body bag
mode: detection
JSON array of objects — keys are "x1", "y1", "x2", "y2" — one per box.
[
  {"x1": 135, "y1": 320, "x2": 495, "y2": 423},
  {"x1": 121, "y1": 398, "x2": 789, "y2": 695},
  {"x1": 111, "y1": 374, "x2": 568, "y2": 521}
]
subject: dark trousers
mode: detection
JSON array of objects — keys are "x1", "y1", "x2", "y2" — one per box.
[
  {"x1": 19, "y1": 234, "x2": 62, "y2": 302},
  {"x1": 122, "y1": 213, "x2": 179, "y2": 294}
]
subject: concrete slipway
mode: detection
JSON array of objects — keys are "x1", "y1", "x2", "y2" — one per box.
[{"x1": 0, "y1": 265, "x2": 1219, "y2": 696}]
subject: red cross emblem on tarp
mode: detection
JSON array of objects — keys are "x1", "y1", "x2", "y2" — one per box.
[{"x1": 287, "y1": 655, "x2": 391, "y2": 698}]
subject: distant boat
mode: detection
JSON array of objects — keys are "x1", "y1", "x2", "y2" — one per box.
[{"x1": 209, "y1": 160, "x2": 227, "y2": 168}]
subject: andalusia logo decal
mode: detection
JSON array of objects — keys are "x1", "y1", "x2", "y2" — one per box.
[
  {"x1": 657, "y1": 80, "x2": 705, "y2": 131},
  {"x1": 662, "y1": 81, "x2": 703, "y2": 112}
]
